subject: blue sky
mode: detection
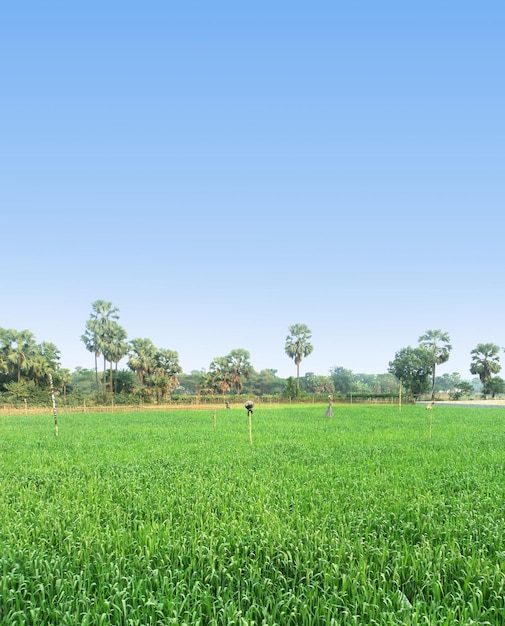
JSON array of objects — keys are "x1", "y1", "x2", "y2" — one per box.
[{"x1": 2, "y1": 1, "x2": 504, "y2": 380}]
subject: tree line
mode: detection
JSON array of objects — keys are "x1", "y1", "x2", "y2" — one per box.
[{"x1": 1, "y1": 300, "x2": 503, "y2": 405}]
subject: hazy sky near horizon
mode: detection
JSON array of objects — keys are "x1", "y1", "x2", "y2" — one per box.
[{"x1": 2, "y1": 1, "x2": 504, "y2": 380}]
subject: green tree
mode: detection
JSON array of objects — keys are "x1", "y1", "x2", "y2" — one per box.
[
  {"x1": 205, "y1": 357, "x2": 234, "y2": 397},
  {"x1": 92, "y1": 300, "x2": 120, "y2": 396},
  {"x1": 388, "y1": 346, "x2": 433, "y2": 402},
  {"x1": 483, "y1": 376, "x2": 505, "y2": 399},
  {"x1": 226, "y1": 349, "x2": 252, "y2": 395},
  {"x1": 449, "y1": 380, "x2": 474, "y2": 400},
  {"x1": 127, "y1": 338, "x2": 157, "y2": 386},
  {"x1": 30, "y1": 341, "x2": 61, "y2": 387},
  {"x1": 418, "y1": 329, "x2": 452, "y2": 400},
  {"x1": 7, "y1": 329, "x2": 37, "y2": 383},
  {"x1": 285, "y1": 323, "x2": 313, "y2": 389},
  {"x1": 151, "y1": 348, "x2": 182, "y2": 401},
  {"x1": 469, "y1": 343, "x2": 501, "y2": 390},
  {"x1": 303, "y1": 373, "x2": 335, "y2": 394},
  {"x1": 102, "y1": 321, "x2": 128, "y2": 395},
  {"x1": 329, "y1": 366, "x2": 354, "y2": 395},
  {"x1": 81, "y1": 321, "x2": 102, "y2": 393},
  {"x1": 283, "y1": 376, "x2": 298, "y2": 400}
]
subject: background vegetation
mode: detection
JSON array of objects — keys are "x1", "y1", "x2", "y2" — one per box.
[{"x1": 2, "y1": 300, "x2": 504, "y2": 408}]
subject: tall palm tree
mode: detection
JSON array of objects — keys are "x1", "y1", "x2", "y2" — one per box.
[
  {"x1": 91, "y1": 300, "x2": 119, "y2": 396},
  {"x1": 418, "y1": 329, "x2": 452, "y2": 400},
  {"x1": 285, "y1": 323, "x2": 313, "y2": 389},
  {"x1": 8, "y1": 329, "x2": 37, "y2": 383},
  {"x1": 0, "y1": 328, "x2": 12, "y2": 379},
  {"x1": 81, "y1": 321, "x2": 101, "y2": 393},
  {"x1": 470, "y1": 343, "x2": 501, "y2": 390},
  {"x1": 102, "y1": 322, "x2": 128, "y2": 395},
  {"x1": 127, "y1": 338, "x2": 157, "y2": 386},
  {"x1": 148, "y1": 348, "x2": 182, "y2": 403},
  {"x1": 82, "y1": 300, "x2": 120, "y2": 397}
]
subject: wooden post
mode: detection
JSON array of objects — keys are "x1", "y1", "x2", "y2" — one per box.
[
  {"x1": 399, "y1": 379, "x2": 402, "y2": 413},
  {"x1": 426, "y1": 402, "x2": 434, "y2": 438},
  {"x1": 249, "y1": 410, "x2": 252, "y2": 445},
  {"x1": 49, "y1": 374, "x2": 59, "y2": 437}
]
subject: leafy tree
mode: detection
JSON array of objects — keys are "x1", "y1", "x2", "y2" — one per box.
[
  {"x1": 418, "y1": 329, "x2": 452, "y2": 400},
  {"x1": 113, "y1": 370, "x2": 138, "y2": 395},
  {"x1": 3, "y1": 380, "x2": 48, "y2": 405},
  {"x1": 244, "y1": 369, "x2": 285, "y2": 396},
  {"x1": 329, "y1": 366, "x2": 354, "y2": 395},
  {"x1": 388, "y1": 347, "x2": 433, "y2": 401},
  {"x1": 303, "y1": 373, "x2": 335, "y2": 394},
  {"x1": 469, "y1": 343, "x2": 501, "y2": 389},
  {"x1": 204, "y1": 350, "x2": 252, "y2": 396},
  {"x1": 71, "y1": 368, "x2": 98, "y2": 396},
  {"x1": 285, "y1": 323, "x2": 313, "y2": 389},
  {"x1": 483, "y1": 376, "x2": 505, "y2": 399},
  {"x1": 283, "y1": 376, "x2": 298, "y2": 400},
  {"x1": 177, "y1": 370, "x2": 206, "y2": 395},
  {"x1": 449, "y1": 380, "x2": 474, "y2": 400}
]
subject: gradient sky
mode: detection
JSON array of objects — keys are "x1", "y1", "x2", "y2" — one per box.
[{"x1": 2, "y1": 1, "x2": 504, "y2": 380}]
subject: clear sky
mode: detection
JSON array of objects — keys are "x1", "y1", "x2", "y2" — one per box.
[{"x1": 2, "y1": 1, "x2": 504, "y2": 381}]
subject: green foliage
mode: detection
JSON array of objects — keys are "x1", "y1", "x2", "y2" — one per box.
[
  {"x1": 470, "y1": 342, "x2": 501, "y2": 387},
  {"x1": 282, "y1": 376, "x2": 298, "y2": 399},
  {"x1": 0, "y1": 327, "x2": 63, "y2": 393},
  {"x1": 388, "y1": 346, "x2": 433, "y2": 400},
  {"x1": 483, "y1": 376, "x2": 505, "y2": 399},
  {"x1": 448, "y1": 380, "x2": 474, "y2": 401},
  {"x1": 285, "y1": 323, "x2": 313, "y2": 388},
  {"x1": 330, "y1": 366, "x2": 354, "y2": 394},
  {"x1": 2, "y1": 405, "x2": 505, "y2": 624},
  {"x1": 418, "y1": 329, "x2": 452, "y2": 400}
]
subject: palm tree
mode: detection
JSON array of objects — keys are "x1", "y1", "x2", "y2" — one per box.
[
  {"x1": 418, "y1": 329, "x2": 452, "y2": 400},
  {"x1": 207, "y1": 357, "x2": 234, "y2": 397},
  {"x1": 82, "y1": 300, "x2": 120, "y2": 397},
  {"x1": 127, "y1": 338, "x2": 157, "y2": 386},
  {"x1": 30, "y1": 341, "x2": 61, "y2": 386},
  {"x1": 470, "y1": 343, "x2": 501, "y2": 392},
  {"x1": 8, "y1": 329, "x2": 37, "y2": 383},
  {"x1": 102, "y1": 322, "x2": 128, "y2": 395},
  {"x1": 81, "y1": 321, "x2": 101, "y2": 393},
  {"x1": 155, "y1": 349, "x2": 181, "y2": 385},
  {"x1": 284, "y1": 323, "x2": 313, "y2": 389},
  {"x1": 226, "y1": 349, "x2": 252, "y2": 395},
  {"x1": 91, "y1": 300, "x2": 119, "y2": 396}
]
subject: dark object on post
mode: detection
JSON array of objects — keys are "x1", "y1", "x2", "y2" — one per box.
[
  {"x1": 225, "y1": 401, "x2": 231, "y2": 409},
  {"x1": 244, "y1": 401, "x2": 254, "y2": 416}
]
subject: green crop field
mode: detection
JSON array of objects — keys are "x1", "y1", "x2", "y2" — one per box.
[{"x1": 1, "y1": 404, "x2": 505, "y2": 625}]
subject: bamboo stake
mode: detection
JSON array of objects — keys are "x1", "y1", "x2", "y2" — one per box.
[
  {"x1": 213, "y1": 410, "x2": 216, "y2": 430},
  {"x1": 399, "y1": 379, "x2": 402, "y2": 412},
  {"x1": 49, "y1": 374, "x2": 59, "y2": 437}
]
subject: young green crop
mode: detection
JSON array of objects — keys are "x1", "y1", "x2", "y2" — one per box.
[{"x1": 1, "y1": 404, "x2": 505, "y2": 624}]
